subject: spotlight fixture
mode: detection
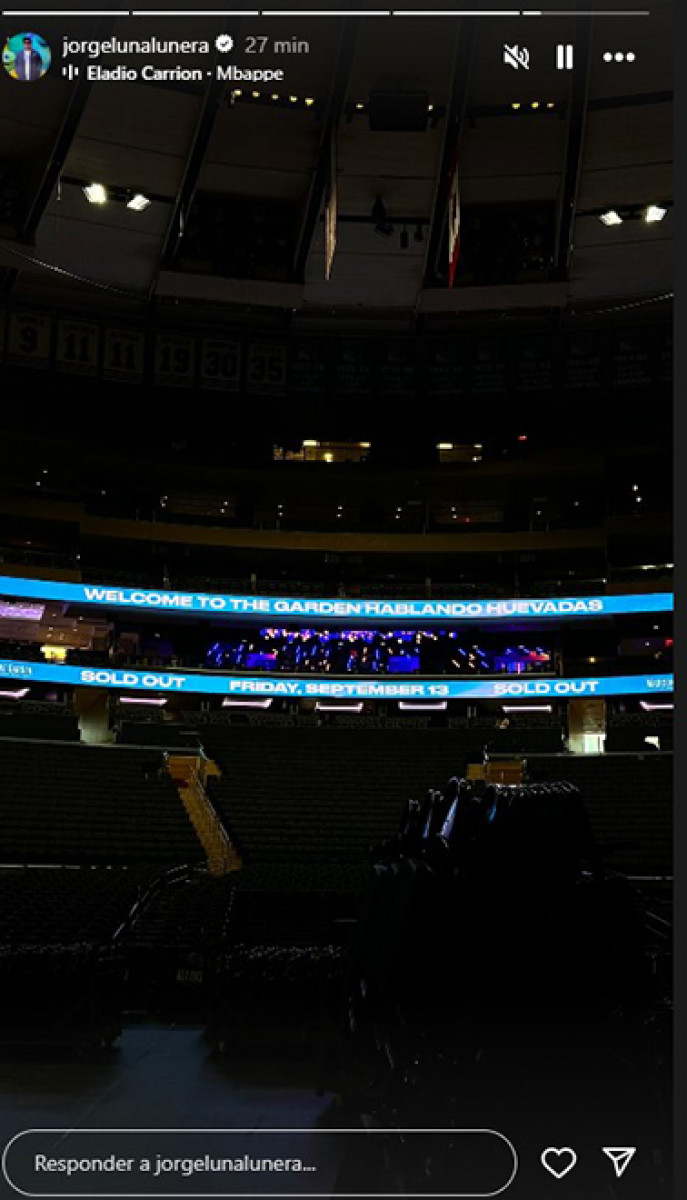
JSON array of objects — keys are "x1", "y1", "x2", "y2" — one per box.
[
  {"x1": 305, "y1": 96, "x2": 315, "y2": 106},
  {"x1": 83, "y1": 182, "x2": 107, "y2": 205},
  {"x1": 599, "y1": 209, "x2": 623, "y2": 226},
  {"x1": 126, "y1": 193, "x2": 151, "y2": 212},
  {"x1": 645, "y1": 203, "x2": 668, "y2": 223}
]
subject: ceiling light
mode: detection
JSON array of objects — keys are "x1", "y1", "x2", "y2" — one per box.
[
  {"x1": 511, "y1": 102, "x2": 521, "y2": 110},
  {"x1": 531, "y1": 101, "x2": 540, "y2": 109},
  {"x1": 398, "y1": 701, "x2": 448, "y2": 712},
  {"x1": 599, "y1": 209, "x2": 623, "y2": 226},
  {"x1": 316, "y1": 702, "x2": 364, "y2": 713},
  {"x1": 645, "y1": 204, "x2": 668, "y2": 224},
  {"x1": 304, "y1": 97, "x2": 315, "y2": 106},
  {"x1": 502, "y1": 704, "x2": 552, "y2": 713},
  {"x1": 83, "y1": 183, "x2": 107, "y2": 205},
  {"x1": 127, "y1": 193, "x2": 151, "y2": 212}
]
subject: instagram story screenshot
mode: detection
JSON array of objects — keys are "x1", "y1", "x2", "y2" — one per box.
[{"x1": 0, "y1": 1, "x2": 676, "y2": 1198}]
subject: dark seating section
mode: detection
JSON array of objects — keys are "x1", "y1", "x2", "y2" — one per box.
[
  {"x1": 527, "y1": 752, "x2": 672, "y2": 876},
  {"x1": 0, "y1": 866, "x2": 158, "y2": 1048},
  {"x1": 124, "y1": 871, "x2": 235, "y2": 1015},
  {"x1": 605, "y1": 711, "x2": 673, "y2": 752},
  {"x1": 470, "y1": 713, "x2": 564, "y2": 753},
  {"x1": 203, "y1": 727, "x2": 470, "y2": 863},
  {"x1": 0, "y1": 866, "x2": 158, "y2": 945},
  {"x1": 112, "y1": 703, "x2": 167, "y2": 725},
  {"x1": 0, "y1": 702, "x2": 80, "y2": 741},
  {"x1": 178, "y1": 708, "x2": 565, "y2": 749},
  {"x1": 116, "y1": 720, "x2": 202, "y2": 749},
  {"x1": 206, "y1": 862, "x2": 362, "y2": 1053},
  {"x1": 0, "y1": 741, "x2": 205, "y2": 864}
]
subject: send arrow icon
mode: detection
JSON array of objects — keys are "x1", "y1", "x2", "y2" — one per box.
[{"x1": 602, "y1": 1148, "x2": 637, "y2": 1178}]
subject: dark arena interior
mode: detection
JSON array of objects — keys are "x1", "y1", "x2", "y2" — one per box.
[{"x1": 0, "y1": 3, "x2": 674, "y2": 1198}]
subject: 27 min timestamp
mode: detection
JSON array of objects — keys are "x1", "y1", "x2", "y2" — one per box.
[{"x1": 244, "y1": 35, "x2": 310, "y2": 55}]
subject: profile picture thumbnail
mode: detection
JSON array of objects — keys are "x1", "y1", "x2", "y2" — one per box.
[{"x1": 2, "y1": 32, "x2": 51, "y2": 82}]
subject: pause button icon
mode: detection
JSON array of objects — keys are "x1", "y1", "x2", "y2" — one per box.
[{"x1": 556, "y1": 43, "x2": 574, "y2": 70}]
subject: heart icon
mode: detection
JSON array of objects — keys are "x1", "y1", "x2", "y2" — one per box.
[{"x1": 541, "y1": 1147, "x2": 578, "y2": 1180}]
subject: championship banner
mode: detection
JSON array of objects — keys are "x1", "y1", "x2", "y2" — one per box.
[
  {"x1": 0, "y1": 660, "x2": 675, "y2": 700},
  {"x1": 0, "y1": 577, "x2": 674, "y2": 622}
]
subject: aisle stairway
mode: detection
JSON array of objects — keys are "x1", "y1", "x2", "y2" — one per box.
[{"x1": 166, "y1": 754, "x2": 240, "y2": 875}]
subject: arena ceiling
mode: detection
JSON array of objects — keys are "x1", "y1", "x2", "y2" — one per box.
[{"x1": 0, "y1": 1, "x2": 674, "y2": 329}]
